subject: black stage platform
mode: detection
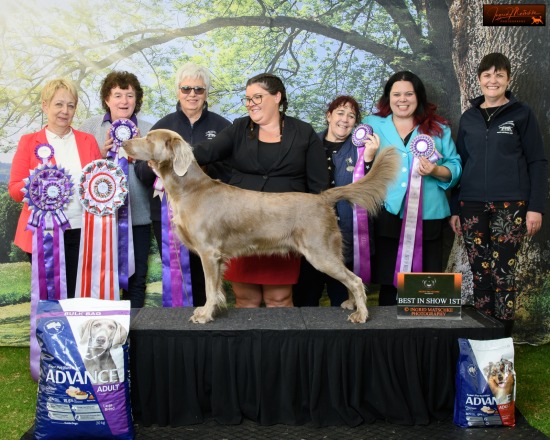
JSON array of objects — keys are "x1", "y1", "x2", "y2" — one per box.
[
  {"x1": 22, "y1": 410, "x2": 549, "y2": 439},
  {"x1": 129, "y1": 306, "x2": 507, "y2": 429},
  {"x1": 23, "y1": 306, "x2": 549, "y2": 440}
]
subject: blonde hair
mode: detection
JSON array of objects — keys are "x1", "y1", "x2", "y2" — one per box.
[{"x1": 40, "y1": 78, "x2": 79, "y2": 105}]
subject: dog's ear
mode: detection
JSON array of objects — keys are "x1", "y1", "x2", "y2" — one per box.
[
  {"x1": 172, "y1": 136, "x2": 193, "y2": 177},
  {"x1": 79, "y1": 319, "x2": 94, "y2": 344},
  {"x1": 111, "y1": 322, "x2": 128, "y2": 348}
]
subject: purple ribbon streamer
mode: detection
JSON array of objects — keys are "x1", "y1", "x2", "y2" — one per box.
[
  {"x1": 117, "y1": 157, "x2": 130, "y2": 291},
  {"x1": 393, "y1": 167, "x2": 423, "y2": 286},
  {"x1": 352, "y1": 146, "x2": 371, "y2": 283},
  {"x1": 161, "y1": 196, "x2": 193, "y2": 307}
]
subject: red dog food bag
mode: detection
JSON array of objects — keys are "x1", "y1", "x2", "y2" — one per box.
[
  {"x1": 454, "y1": 337, "x2": 516, "y2": 427},
  {"x1": 34, "y1": 298, "x2": 134, "y2": 439}
]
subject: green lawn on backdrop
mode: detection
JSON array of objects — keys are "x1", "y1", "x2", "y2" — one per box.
[{"x1": 1, "y1": 261, "x2": 549, "y2": 439}]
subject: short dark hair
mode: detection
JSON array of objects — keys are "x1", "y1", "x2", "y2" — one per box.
[
  {"x1": 477, "y1": 52, "x2": 511, "y2": 78},
  {"x1": 246, "y1": 73, "x2": 288, "y2": 115},
  {"x1": 100, "y1": 71, "x2": 144, "y2": 114},
  {"x1": 326, "y1": 96, "x2": 361, "y2": 123}
]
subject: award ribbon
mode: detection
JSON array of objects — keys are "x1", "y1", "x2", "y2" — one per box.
[
  {"x1": 76, "y1": 159, "x2": 128, "y2": 300},
  {"x1": 23, "y1": 143, "x2": 73, "y2": 381},
  {"x1": 153, "y1": 174, "x2": 194, "y2": 307},
  {"x1": 393, "y1": 135, "x2": 440, "y2": 285},
  {"x1": 351, "y1": 124, "x2": 373, "y2": 283},
  {"x1": 108, "y1": 118, "x2": 138, "y2": 291}
]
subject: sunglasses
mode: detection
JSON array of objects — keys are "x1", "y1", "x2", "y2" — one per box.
[{"x1": 180, "y1": 86, "x2": 206, "y2": 95}]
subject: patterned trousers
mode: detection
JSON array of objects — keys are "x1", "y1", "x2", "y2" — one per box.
[{"x1": 459, "y1": 201, "x2": 527, "y2": 320}]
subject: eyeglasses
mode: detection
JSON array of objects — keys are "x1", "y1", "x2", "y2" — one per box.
[
  {"x1": 241, "y1": 94, "x2": 264, "y2": 106},
  {"x1": 180, "y1": 86, "x2": 206, "y2": 95}
]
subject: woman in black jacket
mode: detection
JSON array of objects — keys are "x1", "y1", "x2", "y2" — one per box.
[
  {"x1": 450, "y1": 53, "x2": 547, "y2": 336},
  {"x1": 193, "y1": 73, "x2": 328, "y2": 308}
]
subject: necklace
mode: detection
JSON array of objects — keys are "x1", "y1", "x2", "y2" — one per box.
[{"x1": 483, "y1": 106, "x2": 501, "y2": 122}]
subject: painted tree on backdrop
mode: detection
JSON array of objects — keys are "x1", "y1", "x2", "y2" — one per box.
[{"x1": 0, "y1": 0, "x2": 548, "y2": 342}]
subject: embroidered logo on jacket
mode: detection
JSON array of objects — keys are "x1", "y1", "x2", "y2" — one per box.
[
  {"x1": 497, "y1": 121, "x2": 515, "y2": 135},
  {"x1": 205, "y1": 130, "x2": 217, "y2": 139}
]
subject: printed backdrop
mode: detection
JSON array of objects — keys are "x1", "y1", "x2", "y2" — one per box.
[{"x1": 0, "y1": 0, "x2": 548, "y2": 345}]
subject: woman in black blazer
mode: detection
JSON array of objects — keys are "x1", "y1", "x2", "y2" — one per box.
[{"x1": 193, "y1": 73, "x2": 328, "y2": 308}]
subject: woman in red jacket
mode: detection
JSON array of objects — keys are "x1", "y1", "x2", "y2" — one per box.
[{"x1": 8, "y1": 78, "x2": 102, "y2": 297}]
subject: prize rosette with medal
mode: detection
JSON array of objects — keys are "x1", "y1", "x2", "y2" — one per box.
[
  {"x1": 107, "y1": 118, "x2": 137, "y2": 290},
  {"x1": 23, "y1": 143, "x2": 73, "y2": 381},
  {"x1": 76, "y1": 159, "x2": 128, "y2": 300},
  {"x1": 350, "y1": 124, "x2": 374, "y2": 283},
  {"x1": 409, "y1": 134, "x2": 442, "y2": 164}
]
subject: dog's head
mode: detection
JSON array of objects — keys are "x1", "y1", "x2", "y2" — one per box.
[
  {"x1": 484, "y1": 359, "x2": 514, "y2": 386},
  {"x1": 122, "y1": 128, "x2": 195, "y2": 176},
  {"x1": 79, "y1": 318, "x2": 128, "y2": 351}
]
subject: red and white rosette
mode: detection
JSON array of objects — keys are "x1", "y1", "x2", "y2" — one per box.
[{"x1": 76, "y1": 159, "x2": 128, "y2": 300}]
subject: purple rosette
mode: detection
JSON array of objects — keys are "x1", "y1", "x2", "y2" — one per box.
[
  {"x1": 35, "y1": 143, "x2": 54, "y2": 163},
  {"x1": 351, "y1": 124, "x2": 374, "y2": 147},
  {"x1": 23, "y1": 162, "x2": 74, "y2": 380},
  {"x1": 109, "y1": 118, "x2": 138, "y2": 149},
  {"x1": 409, "y1": 134, "x2": 442, "y2": 164},
  {"x1": 23, "y1": 164, "x2": 73, "y2": 230}
]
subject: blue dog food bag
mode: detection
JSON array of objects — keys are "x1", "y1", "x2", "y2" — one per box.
[
  {"x1": 34, "y1": 298, "x2": 134, "y2": 439},
  {"x1": 454, "y1": 337, "x2": 515, "y2": 427}
]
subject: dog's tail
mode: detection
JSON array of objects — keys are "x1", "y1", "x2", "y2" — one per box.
[{"x1": 321, "y1": 147, "x2": 399, "y2": 215}]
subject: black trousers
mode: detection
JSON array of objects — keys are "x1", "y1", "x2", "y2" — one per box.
[{"x1": 121, "y1": 224, "x2": 151, "y2": 308}]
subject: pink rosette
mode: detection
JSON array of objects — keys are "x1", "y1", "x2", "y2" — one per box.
[{"x1": 351, "y1": 124, "x2": 374, "y2": 147}]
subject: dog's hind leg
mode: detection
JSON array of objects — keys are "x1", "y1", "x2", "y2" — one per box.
[
  {"x1": 303, "y1": 251, "x2": 368, "y2": 323},
  {"x1": 190, "y1": 250, "x2": 227, "y2": 324}
]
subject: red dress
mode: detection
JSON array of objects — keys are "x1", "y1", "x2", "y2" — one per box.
[{"x1": 224, "y1": 254, "x2": 301, "y2": 284}]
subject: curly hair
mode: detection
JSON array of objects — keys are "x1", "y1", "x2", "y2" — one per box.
[{"x1": 100, "y1": 71, "x2": 144, "y2": 114}]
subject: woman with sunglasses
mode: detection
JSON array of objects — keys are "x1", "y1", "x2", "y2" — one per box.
[
  {"x1": 135, "y1": 63, "x2": 231, "y2": 307},
  {"x1": 192, "y1": 73, "x2": 328, "y2": 309}
]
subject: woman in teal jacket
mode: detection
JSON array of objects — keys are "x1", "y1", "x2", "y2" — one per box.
[{"x1": 363, "y1": 71, "x2": 461, "y2": 305}]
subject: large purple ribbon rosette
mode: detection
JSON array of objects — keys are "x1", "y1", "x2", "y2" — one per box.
[
  {"x1": 23, "y1": 143, "x2": 73, "y2": 381},
  {"x1": 393, "y1": 134, "x2": 441, "y2": 286},
  {"x1": 351, "y1": 124, "x2": 373, "y2": 283},
  {"x1": 108, "y1": 118, "x2": 138, "y2": 291}
]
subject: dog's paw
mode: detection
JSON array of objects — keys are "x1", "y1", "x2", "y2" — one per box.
[
  {"x1": 347, "y1": 308, "x2": 369, "y2": 324},
  {"x1": 189, "y1": 307, "x2": 214, "y2": 324},
  {"x1": 340, "y1": 299, "x2": 355, "y2": 310}
]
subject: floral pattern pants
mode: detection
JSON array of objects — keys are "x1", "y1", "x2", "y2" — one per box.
[{"x1": 459, "y1": 201, "x2": 527, "y2": 320}]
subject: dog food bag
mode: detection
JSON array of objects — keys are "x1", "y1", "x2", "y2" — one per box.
[
  {"x1": 34, "y1": 298, "x2": 134, "y2": 439},
  {"x1": 454, "y1": 337, "x2": 516, "y2": 427}
]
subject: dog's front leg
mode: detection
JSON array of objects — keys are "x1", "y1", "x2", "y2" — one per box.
[{"x1": 190, "y1": 251, "x2": 227, "y2": 324}]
